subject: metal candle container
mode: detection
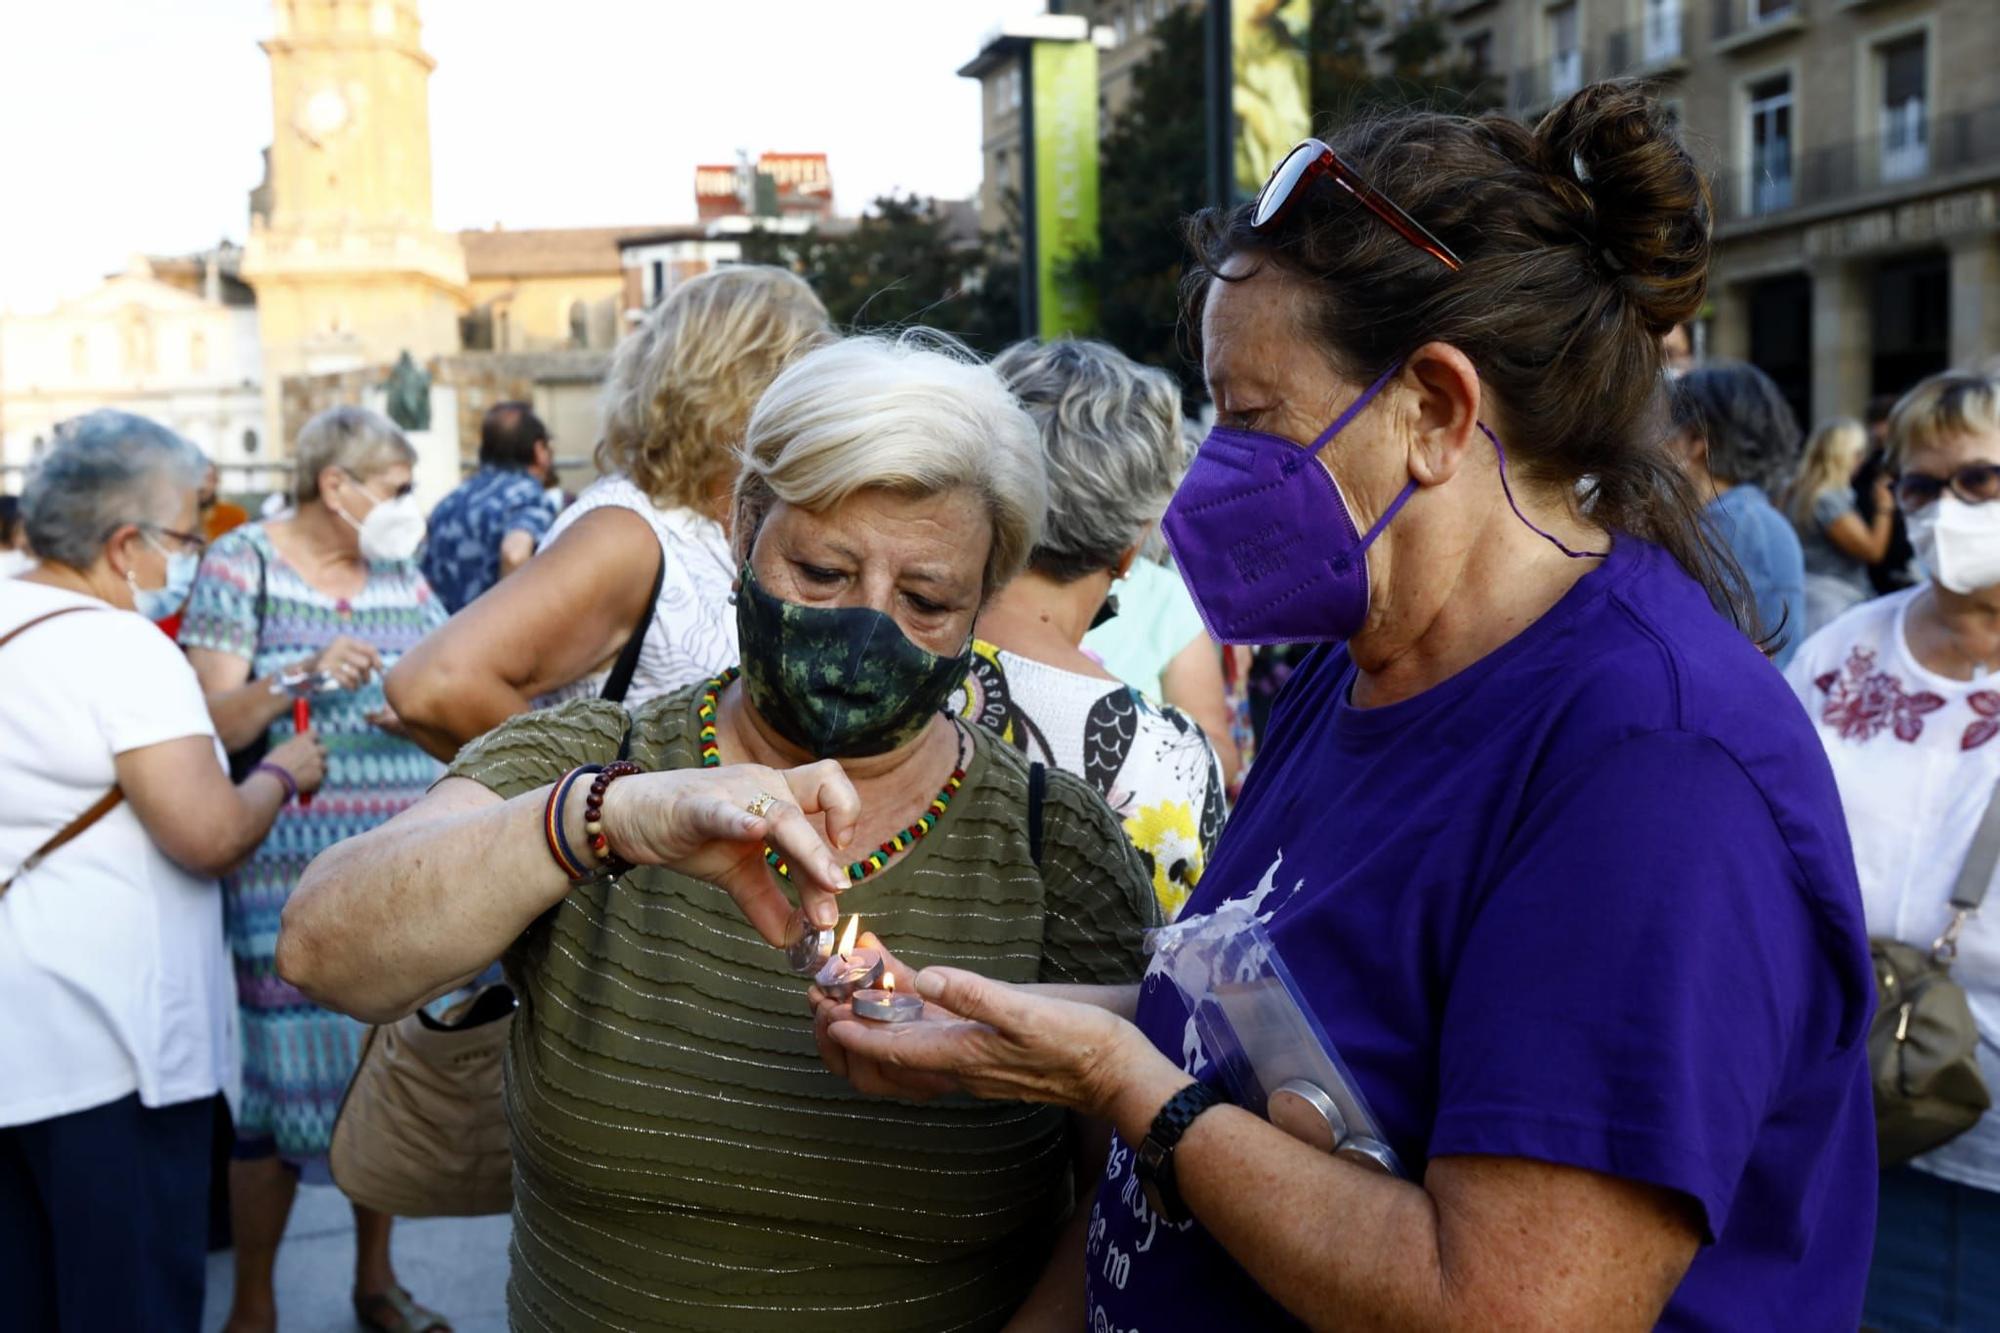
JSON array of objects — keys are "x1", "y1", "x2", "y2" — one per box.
[
  {"x1": 813, "y1": 948, "x2": 885, "y2": 1003},
  {"x1": 852, "y1": 986, "x2": 923, "y2": 1024},
  {"x1": 785, "y1": 913, "x2": 837, "y2": 977}
]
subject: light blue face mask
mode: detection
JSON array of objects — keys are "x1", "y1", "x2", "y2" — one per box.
[{"x1": 127, "y1": 532, "x2": 199, "y2": 619}]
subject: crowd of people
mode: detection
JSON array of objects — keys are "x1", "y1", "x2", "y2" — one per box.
[{"x1": 3, "y1": 77, "x2": 1999, "y2": 1332}]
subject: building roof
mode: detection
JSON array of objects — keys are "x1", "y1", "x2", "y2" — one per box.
[{"x1": 459, "y1": 226, "x2": 672, "y2": 278}]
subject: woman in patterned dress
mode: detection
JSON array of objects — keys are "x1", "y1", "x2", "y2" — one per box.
[
  {"x1": 957, "y1": 339, "x2": 1226, "y2": 921},
  {"x1": 387, "y1": 266, "x2": 831, "y2": 759},
  {"x1": 181, "y1": 406, "x2": 450, "y2": 1333}
]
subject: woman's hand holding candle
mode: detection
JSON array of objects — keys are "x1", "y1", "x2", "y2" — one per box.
[
  {"x1": 824, "y1": 969, "x2": 1188, "y2": 1135},
  {"x1": 593, "y1": 759, "x2": 861, "y2": 946}
]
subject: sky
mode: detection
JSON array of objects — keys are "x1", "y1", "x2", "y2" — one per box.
[{"x1": 0, "y1": 0, "x2": 1047, "y2": 313}]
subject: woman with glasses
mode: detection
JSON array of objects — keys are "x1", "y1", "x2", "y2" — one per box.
[
  {"x1": 817, "y1": 82, "x2": 1877, "y2": 1328},
  {"x1": 0, "y1": 412, "x2": 323, "y2": 1331},
  {"x1": 1786, "y1": 370, "x2": 2000, "y2": 1331},
  {"x1": 179, "y1": 405, "x2": 451, "y2": 1333}
]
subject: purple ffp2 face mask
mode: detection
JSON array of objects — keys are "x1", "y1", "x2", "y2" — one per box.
[{"x1": 1162, "y1": 362, "x2": 1602, "y2": 646}]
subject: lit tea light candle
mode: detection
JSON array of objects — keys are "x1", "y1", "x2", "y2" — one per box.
[
  {"x1": 852, "y1": 971, "x2": 924, "y2": 1024},
  {"x1": 813, "y1": 915, "x2": 884, "y2": 1001}
]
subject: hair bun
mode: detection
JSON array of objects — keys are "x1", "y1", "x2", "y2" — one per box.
[{"x1": 1534, "y1": 80, "x2": 1710, "y2": 336}]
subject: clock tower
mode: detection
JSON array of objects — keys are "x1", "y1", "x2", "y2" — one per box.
[{"x1": 242, "y1": 0, "x2": 466, "y2": 446}]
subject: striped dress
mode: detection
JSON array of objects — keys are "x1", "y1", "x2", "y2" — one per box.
[
  {"x1": 446, "y1": 688, "x2": 1159, "y2": 1331},
  {"x1": 180, "y1": 522, "x2": 446, "y2": 1168}
]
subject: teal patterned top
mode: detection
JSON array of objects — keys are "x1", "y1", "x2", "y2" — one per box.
[{"x1": 179, "y1": 521, "x2": 446, "y2": 1165}]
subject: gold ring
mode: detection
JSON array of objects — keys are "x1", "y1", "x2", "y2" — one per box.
[{"x1": 746, "y1": 792, "x2": 778, "y2": 819}]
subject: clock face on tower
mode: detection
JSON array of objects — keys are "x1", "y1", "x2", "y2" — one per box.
[{"x1": 301, "y1": 87, "x2": 350, "y2": 141}]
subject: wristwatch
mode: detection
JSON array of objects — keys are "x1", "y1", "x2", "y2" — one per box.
[{"x1": 1135, "y1": 1082, "x2": 1226, "y2": 1225}]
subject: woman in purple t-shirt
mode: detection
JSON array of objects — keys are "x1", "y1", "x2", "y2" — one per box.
[{"x1": 823, "y1": 81, "x2": 1877, "y2": 1330}]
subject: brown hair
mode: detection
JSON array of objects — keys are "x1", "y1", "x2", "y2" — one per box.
[
  {"x1": 1185, "y1": 80, "x2": 1749, "y2": 628},
  {"x1": 595, "y1": 266, "x2": 832, "y2": 512}
]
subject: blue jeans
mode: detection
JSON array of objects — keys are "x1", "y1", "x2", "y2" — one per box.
[
  {"x1": 1865, "y1": 1165, "x2": 2000, "y2": 1332},
  {"x1": 0, "y1": 1093, "x2": 212, "y2": 1332}
]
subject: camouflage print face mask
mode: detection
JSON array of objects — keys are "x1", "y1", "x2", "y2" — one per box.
[{"x1": 735, "y1": 564, "x2": 972, "y2": 759}]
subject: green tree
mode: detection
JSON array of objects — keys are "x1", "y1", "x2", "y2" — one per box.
[
  {"x1": 737, "y1": 194, "x2": 1021, "y2": 353},
  {"x1": 1075, "y1": 1, "x2": 1497, "y2": 405}
]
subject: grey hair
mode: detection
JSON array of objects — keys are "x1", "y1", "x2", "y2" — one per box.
[
  {"x1": 734, "y1": 331, "x2": 1048, "y2": 594},
  {"x1": 991, "y1": 339, "x2": 1186, "y2": 582},
  {"x1": 294, "y1": 405, "x2": 416, "y2": 502},
  {"x1": 21, "y1": 410, "x2": 207, "y2": 569},
  {"x1": 1669, "y1": 362, "x2": 1802, "y2": 492}
]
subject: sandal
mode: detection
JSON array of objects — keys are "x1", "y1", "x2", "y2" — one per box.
[{"x1": 354, "y1": 1286, "x2": 453, "y2": 1333}]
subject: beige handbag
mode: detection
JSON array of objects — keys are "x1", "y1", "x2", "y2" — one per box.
[{"x1": 329, "y1": 983, "x2": 516, "y2": 1217}]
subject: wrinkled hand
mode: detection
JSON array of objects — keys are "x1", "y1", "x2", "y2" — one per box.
[
  {"x1": 809, "y1": 934, "x2": 962, "y2": 1101},
  {"x1": 826, "y1": 967, "x2": 1159, "y2": 1118},
  {"x1": 307, "y1": 634, "x2": 383, "y2": 691},
  {"x1": 265, "y1": 730, "x2": 327, "y2": 796},
  {"x1": 599, "y1": 760, "x2": 860, "y2": 946}
]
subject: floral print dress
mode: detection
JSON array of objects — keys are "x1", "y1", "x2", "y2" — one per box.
[
  {"x1": 952, "y1": 640, "x2": 1225, "y2": 920},
  {"x1": 180, "y1": 523, "x2": 446, "y2": 1169}
]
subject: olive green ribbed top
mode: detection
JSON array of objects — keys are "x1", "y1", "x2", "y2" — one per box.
[{"x1": 447, "y1": 686, "x2": 1159, "y2": 1332}]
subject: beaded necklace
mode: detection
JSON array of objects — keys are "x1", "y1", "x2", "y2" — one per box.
[{"x1": 696, "y1": 668, "x2": 967, "y2": 884}]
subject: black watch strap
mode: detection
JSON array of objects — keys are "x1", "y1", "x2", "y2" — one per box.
[{"x1": 1136, "y1": 1082, "x2": 1225, "y2": 1226}]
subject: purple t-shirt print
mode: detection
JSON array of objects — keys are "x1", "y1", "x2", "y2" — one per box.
[{"x1": 1085, "y1": 539, "x2": 1876, "y2": 1332}]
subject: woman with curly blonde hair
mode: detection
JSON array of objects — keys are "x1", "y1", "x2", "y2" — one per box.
[{"x1": 390, "y1": 266, "x2": 831, "y2": 759}]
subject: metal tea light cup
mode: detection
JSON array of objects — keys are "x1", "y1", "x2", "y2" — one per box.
[
  {"x1": 814, "y1": 950, "x2": 885, "y2": 1003},
  {"x1": 785, "y1": 913, "x2": 837, "y2": 977}
]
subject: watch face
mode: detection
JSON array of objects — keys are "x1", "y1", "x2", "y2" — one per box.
[{"x1": 304, "y1": 88, "x2": 349, "y2": 137}]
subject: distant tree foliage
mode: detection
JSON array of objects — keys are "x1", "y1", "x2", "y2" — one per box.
[
  {"x1": 1073, "y1": 1, "x2": 1497, "y2": 406},
  {"x1": 737, "y1": 193, "x2": 1021, "y2": 354}
]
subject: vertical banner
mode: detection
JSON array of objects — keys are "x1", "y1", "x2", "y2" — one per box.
[
  {"x1": 1031, "y1": 39, "x2": 1099, "y2": 340},
  {"x1": 1224, "y1": 0, "x2": 1313, "y2": 203}
]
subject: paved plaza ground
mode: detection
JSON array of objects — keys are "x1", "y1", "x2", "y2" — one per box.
[{"x1": 200, "y1": 1184, "x2": 512, "y2": 1333}]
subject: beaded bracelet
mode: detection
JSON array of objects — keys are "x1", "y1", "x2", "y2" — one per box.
[
  {"x1": 251, "y1": 761, "x2": 299, "y2": 805},
  {"x1": 583, "y1": 761, "x2": 643, "y2": 879},
  {"x1": 543, "y1": 765, "x2": 603, "y2": 882}
]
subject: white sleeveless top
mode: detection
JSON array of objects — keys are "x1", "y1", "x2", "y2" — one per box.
[{"x1": 537, "y1": 475, "x2": 738, "y2": 711}]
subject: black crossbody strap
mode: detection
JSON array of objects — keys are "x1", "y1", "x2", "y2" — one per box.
[
  {"x1": 1027, "y1": 762, "x2": 1047, "y2": 871},
  {"x1": 601, "y1": 543, "x2": 666, "y2": 705}
]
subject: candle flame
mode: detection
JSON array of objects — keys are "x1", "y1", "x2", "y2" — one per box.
[
  {"x1": 882, "y1": 972, "x2": 896, "y2": 993},
  {"x1": 836, "y1": 913, "x2": 860, "y2": 957}
]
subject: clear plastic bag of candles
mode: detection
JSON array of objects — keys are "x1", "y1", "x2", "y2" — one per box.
[{"x1": 1147, "y1": 912, "x2": 1404, "y2": 1177}]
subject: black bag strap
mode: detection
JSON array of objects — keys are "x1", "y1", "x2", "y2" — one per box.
[
  {"x1": 601, "y1": 543, "x2": 666, "y2": 705},
  {"x1": 1027, "y1": 761, "x2": 1047, "y2": 872}
]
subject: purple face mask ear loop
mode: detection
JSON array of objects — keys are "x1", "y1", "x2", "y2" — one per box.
[
  {"x1": 1478, "y1": 423, "x2": 1607, "y2": 561},
  {"x1": 1296, "y1": 361, "x2": 1407, "y2": 469}
]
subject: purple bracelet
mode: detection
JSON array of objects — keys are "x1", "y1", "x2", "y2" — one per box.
[{"x1": 252, "y1": 761, "x2": 299, "y2": 805}]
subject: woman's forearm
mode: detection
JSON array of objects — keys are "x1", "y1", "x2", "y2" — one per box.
[
  {"x1": 279, "y1": 782, "x2": 571, "y2": 1022},
  {"x1": 385, "y1": 653, "x2": 535, "y2": 762},
  {"x1": 1032, "y1": 982, "x2": 1141, "y2": 1021},
  {"x1": 208, "y1": 676, "x2": 293, "y2": 752}
]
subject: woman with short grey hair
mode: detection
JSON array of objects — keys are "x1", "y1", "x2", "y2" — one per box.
[
  {"x1": 0, "y1": 410, "x2": 323, "y2": 1330},
  {"x1": 276, "y1": 333, "x2": 1158, "y2": 1331},
  {"x1": 958, "y1": 338, "x2": 1226, "y2": 920},
  {"x1": 178, "y1": 404, "x2": 451, "y2": 1333}
]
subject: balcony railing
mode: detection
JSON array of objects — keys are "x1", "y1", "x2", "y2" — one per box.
[
  {"x1": 1713, "y1": 0, "x2": 1807, "y2": 48},
  {"x1": 1714, "y1": 101, "x2": 2000, "y2": 224}
]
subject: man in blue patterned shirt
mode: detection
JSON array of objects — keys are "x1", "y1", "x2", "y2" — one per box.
[{"x1": 421, "y1": 402, "x2": 560, "y2": 613}]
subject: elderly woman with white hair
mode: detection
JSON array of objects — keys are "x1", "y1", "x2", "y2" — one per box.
[
  {"x1": 0, "y1": 411, "x2": 323, "y2": 1330},
  {"x1": 179, "y1": 405, "x2": 450, "y2": 1333},
  {"x1": 278, "y1": 335, "x2": 1159, "y2": 1331},
  {"x1": 958, "y1": 339, "x2": 1226, "y2": 920}
]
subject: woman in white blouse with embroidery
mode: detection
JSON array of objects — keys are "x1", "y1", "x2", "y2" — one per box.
[
  {"x1": 1785, "y1": 370, "x2": 2000, "y2": 1331},
  {"x1": 388, "y1": 267, "x2": 831, "y2": 759}
]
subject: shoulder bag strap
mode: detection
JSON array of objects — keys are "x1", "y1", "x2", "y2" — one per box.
[
  {"x1": 0, "y1": 606, "x2": 127, "y2": 897},
  {"x1": 600, "y1": 542, "x2": 667, "y2": 705},
  {"x1": 1932, "y1": 778, "x2": 2000, "y2": 961},
  {"x1": 1027, "y1": 761, "x2": 1047, "y2": 872}
]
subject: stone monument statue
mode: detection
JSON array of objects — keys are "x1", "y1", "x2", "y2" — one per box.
[{"x1": 384, "y1": 351, "x2": 432, "y2": 432}]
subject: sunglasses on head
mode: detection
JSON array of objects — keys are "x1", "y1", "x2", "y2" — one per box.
[
  {"x1": 1253, "y1": 139, "x2": 1464, "y2": 273},
  {"x1": 1894, "y1": 463, "x2": 2000, "y2": 512}
]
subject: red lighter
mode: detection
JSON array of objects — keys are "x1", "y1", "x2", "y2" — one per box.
[{"x1": 293, "y1": 697, "x2": 314, "y2": 806}]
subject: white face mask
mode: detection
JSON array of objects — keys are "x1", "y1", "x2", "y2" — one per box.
[
  {"x1": 1905, "y1": 494, "x2": 2000, "y2": 594},
  {"x1": 334, "y1": 478, "x2": 427, "y2": 564}
]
